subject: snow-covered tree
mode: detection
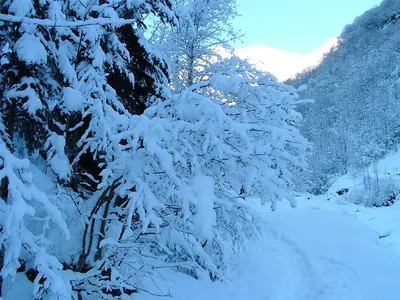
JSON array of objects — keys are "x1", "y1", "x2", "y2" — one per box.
[
  {"x1": 81, "y1": 59, "x2": 307, "y2": 287},
  {"x1": 150, "y1": 0, "x2": 241, "y2": 91},
  {"x1": 0, "y1": 0, "x2": 175, "y2": 297}
]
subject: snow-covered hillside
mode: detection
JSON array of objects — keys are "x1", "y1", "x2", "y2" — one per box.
[{"x1": 290, "y1": 0, "x2": 400, "y2": 193}]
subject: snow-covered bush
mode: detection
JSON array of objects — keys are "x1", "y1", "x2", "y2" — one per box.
[
  {"x1": 344, "y1": 176, "x2": 400, "y2": 207},
  {"x1": 75, "y1": 66, "x2": 307, "y2": 289}
]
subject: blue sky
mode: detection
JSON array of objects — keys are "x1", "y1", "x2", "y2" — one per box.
[{"x1": 233, "y1": 0, "x2": 382, "y2": 54}]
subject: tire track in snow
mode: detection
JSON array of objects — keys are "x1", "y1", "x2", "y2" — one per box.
[
  {"x1": 314, "y1": 255, "x2": 359, "y2": 299},
  {"x1": 264, "y1": 226, "x2": 319, "y2": 300}
]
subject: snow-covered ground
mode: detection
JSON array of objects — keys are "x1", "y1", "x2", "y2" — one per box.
[
  {"x1": 5, "y1": 152, "x2": 400, "y2": 300},
  {"x1": 133, "y1": 196, "x2": 400, "y2": 300},
  {"x1": 5, "y1": 185, "x2": 400, "y2": 300},
  {"x1": 6, "y1": 194, "x2": 400, "y2": 299}
]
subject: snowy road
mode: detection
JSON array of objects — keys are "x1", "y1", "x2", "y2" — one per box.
[
  {"x1": 137, "y1": 200, "x2": 400, "y2": 300},
  {"x1": 266, "y1": 206, "x2": 400, "y2": 300}
]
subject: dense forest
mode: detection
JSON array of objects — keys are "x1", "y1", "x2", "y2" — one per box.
[
  {"x1": 290, "y1": 0, "x2": 400, "y2": 198},
  {"x1": 1, "y1": 0, "x2": 400, "y2": 299}
]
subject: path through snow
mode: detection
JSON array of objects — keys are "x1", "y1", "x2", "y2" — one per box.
[{"x1": 137, "y1": 199, "x2": 400, "y2": 300}]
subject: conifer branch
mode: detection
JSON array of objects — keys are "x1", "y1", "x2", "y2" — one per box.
[{"x1": 0, "y1": 14, "x2": 137, "y2": 27}]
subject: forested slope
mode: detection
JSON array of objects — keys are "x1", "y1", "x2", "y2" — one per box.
[{"x1": 290, "y1": 0, "x2": 400, "y2": 193}]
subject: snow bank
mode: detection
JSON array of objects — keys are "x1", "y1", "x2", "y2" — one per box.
[{"x1": 326, "y1": 150, "x2": 400, "y2": 206}]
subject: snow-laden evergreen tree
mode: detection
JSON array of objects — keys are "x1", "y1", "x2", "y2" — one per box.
[
  {"x1": 0, "y1": 0, "x2": 175, "y2": 297},
  {"x1": 0, "y1": 0, "x2": 307, "y2": 298}
]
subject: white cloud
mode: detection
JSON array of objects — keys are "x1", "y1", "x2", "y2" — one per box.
[{"x1": 235, "y1": 38, "x2": 338, "y2": 81}]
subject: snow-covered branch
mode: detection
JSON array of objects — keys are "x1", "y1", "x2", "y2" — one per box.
[{"x1": 0, "y1": 13, "x2": 137, "y2": 27}]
